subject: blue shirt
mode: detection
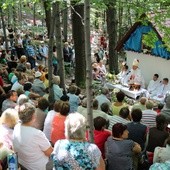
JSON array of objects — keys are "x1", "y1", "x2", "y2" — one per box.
[
  {"x1": 67, "y1": 93, "x2": 80, "y2": 113},
  {"x1": 26, "y1": 45, "x2": 35, "y2": 57}
]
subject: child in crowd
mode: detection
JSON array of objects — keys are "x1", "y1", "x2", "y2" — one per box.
[{"x1": 92, "y1": 116, "x2": 111, "y2": 158}]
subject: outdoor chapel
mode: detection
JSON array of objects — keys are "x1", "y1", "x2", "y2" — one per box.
[{"x1": 0, "y1": 1, "x2": 170, "y2": 170}]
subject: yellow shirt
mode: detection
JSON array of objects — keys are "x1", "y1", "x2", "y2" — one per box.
[
  {"x1": 44, "y1": 79, "x2": 49, "y2": 88},
  {"x1": 111, "y1": 102, "x2": 127, "y2": 116}
]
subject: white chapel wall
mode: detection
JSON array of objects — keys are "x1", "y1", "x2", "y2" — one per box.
[{"x1": 125, "y1": 51, "x2": 170, "y2": 87}]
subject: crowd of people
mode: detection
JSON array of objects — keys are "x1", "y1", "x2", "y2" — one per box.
[{"x1": 0, "y1": 29, "x2": 170, "y2": 170}]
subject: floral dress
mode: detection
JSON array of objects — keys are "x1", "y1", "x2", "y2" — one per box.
[{"x1": 51, "y1": 139, "x2": 101, "y2": 170}]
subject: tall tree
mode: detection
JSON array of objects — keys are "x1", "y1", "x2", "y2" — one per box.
[
  {"x1": 55, "y1": 1, "x2": 66, "y2": 92},
  {"x1": 43, "y1": 0, "x2": 51, "y2": 37},
  {"x1": 106, "y1": 1, "x2": 118, "y2": 74},
  {"x1": 84, "y1": 0, "x2": 94, "y2": 143},
  {"x1": 0, "y1": 6, "x2": 8, "y2": 50},
  {"x1": 118, "y1": 0, "x2": 123, "y2": 40},
  {"x1": 71, "y1": 1, "x2": 86, "y2": 87},
  {"x1": 62, "y1": 1, "x2": 68, "y2": 42},
  {"x1": 48, "y1": 2, "x2": 56, "y2": 104},
  {"x1": 33, "y1": 2, "x2": 36, "y2": 26}
]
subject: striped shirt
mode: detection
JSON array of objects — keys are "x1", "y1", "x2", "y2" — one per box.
[
  {"x1": 108, "y1": 115, "x2": 130, "y2": 131},
  {"x1": 141, "y1": 109, "x2": 157, "y2": 128}
]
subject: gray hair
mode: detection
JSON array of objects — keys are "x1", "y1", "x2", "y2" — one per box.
[
  {"x1": 18, "y1": 102, "x2": 35, "y2": 124},
  {"x1": 65, "y1": 112, "x2": 87, "y2": 140},
  {"x1": 52, "y1": 76, "x2": 60, "y2": 85},
  {"x1": 17, "y1": 94, "x2": 29, "y2": 105}
]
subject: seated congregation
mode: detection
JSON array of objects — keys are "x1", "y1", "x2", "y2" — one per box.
[
  {"x1": 0, "y1": 45, "x2": 170, "y2": 169},
  {"x1": 0, "y1": 82, "x2": 170, "y2": 169}
]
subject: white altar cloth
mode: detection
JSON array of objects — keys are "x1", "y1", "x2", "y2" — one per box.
[{"x1": 105, "y1": 83, "x2": 147, "y2": 99}]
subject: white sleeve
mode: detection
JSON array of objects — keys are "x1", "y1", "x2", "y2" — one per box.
[
  {"x1": 35, "y1": 130, "x2": 51, "y2": 152},
  {"x1": 43, "y1": 113, "x2": 54, "y2": 140}
]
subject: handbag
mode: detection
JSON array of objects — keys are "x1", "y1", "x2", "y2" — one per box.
[
  {"x1": 138, "y1": 151, "x2": 149, "y2": 169},
  {"x1": 138, "y1": 131, "x2": 150, "y2": 170}
]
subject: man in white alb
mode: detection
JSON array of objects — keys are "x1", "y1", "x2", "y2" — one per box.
[
  {"x1": 147, "y1": 74, "x2": 160, "y2": 98},
  {"x1": 152, "y1": 78, "x2": 170, "y2": 103},
  {"x1": 117, "y1": 63, "x2": 131, "y2": 86}
]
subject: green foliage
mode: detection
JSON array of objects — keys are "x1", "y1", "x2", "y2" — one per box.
[
  {"x1": 162, "y1": 33, "x2": 170, "y2": 51},
  {"x1": 91, "y1": 0, "x2": 107, "y2": 9},
  {"x1": 116, "y1": 0, "x2": 170, "y2": 52},
  {"x1": 1, "y1": 0, "x2": 170, "y2": 51},
  {"x1": 142, "y1": 31, "x2": 158, "y2": 49}
]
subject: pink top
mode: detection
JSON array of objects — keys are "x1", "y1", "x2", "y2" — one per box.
[{"x1": 0, "y1": 124, "x2": 13, "y2": 149}]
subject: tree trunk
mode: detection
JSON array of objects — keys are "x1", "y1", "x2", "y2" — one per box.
[
  {"x1": 19, "y1": 0, "x2": 22, "y2": 24},
  {"x1": 48, "y1": 3, "x2": 56, "y2": 104},
  {"x1": 43, "y1": 0, "x2": 51, "y2": 37},
  {"x1": 62, "y1": 1, "x2": 68, "y2": 42},
  {"x1": 118, "y1": 1, "x2": 123, "y2": 40},
  {"x1": 84, "y1": 0, "x2": 94, "y2": 143},
  {"x1": 71, "y1": 2, "x2": 86, "y2": 87},
  {"x1": 55, "y1": 1, "x2": 66, "y2": 92},
  {"x1": 33, "y1": 3, "x2": 36, "y2": 26},
  {"x1": 0, "y1": 8, "x2": 8, "y2": 50},
  {"x1": 94, "y1": 11, "x2": 99, "y2": 29},
  {"x1": 106, "y1": 2, "x2": 119, "y2": 74},
  {"x1": 7, "y1": 4, "x2": 12, "y2": 26},
  {"x1": 13, "y1": 4, "x2": 17, "y2": 32}
]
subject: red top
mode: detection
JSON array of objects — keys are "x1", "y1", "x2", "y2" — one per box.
[
  {"x1": 155, "y1": 109, "x2": 161, "y2": 115},
  {"x1": 51, "y1": 114, "x2": 67, "y2": 145},
  {"x1": 0, "y1": 76, "x2": 4, "y2": 87},
  {"x1": 94, "y1": 129, "x2": 111, "y2": 158}
]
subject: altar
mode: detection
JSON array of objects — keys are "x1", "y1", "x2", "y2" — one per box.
[{"x1": 105, "y1": 83, "x2": 147, "y2": 99}]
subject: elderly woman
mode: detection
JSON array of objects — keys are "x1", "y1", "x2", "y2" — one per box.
[
  {"x1": 105, "y1": 123, "x2": 141, "y2": 170},
  {"x1": 0, "y1": 108, "x2": 18, "y2": 149},
  {"x1": 52, "y1": 76, "x2": 63, "y2": 101},
  {"x1": 51, "y1": 112, "x2": 105, "y2": 170},
  {"x1": 12, "y1": 102, "x2": 53, "y2": 170},
  {"x1": 0, "y1": 108, "x2": 18, "y2": 169},
  {"x1": 153, "y1": 136, "x2": 170, "y2": 163}
]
